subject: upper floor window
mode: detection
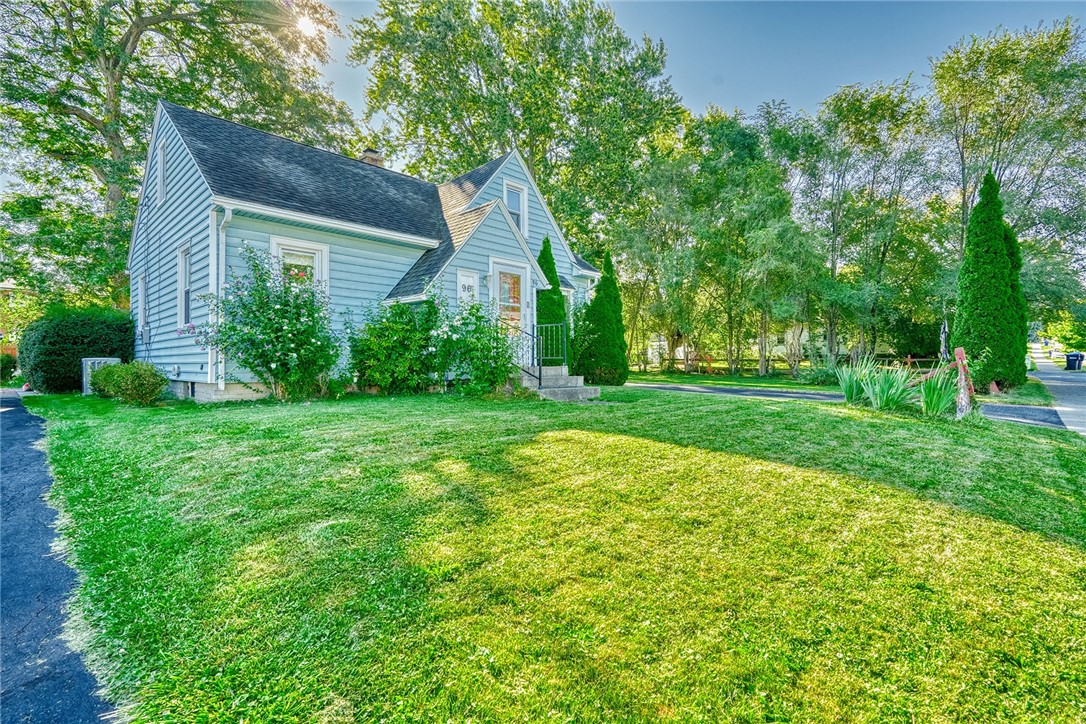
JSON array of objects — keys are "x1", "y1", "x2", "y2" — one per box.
[
  {"x1": 156, "y1": 140, "x2": 166, "y2": 206},
  {"x1": 504, "y1": 181, "x2": 527, "y2": 235},
  {"x1": 177, "y1": 246, "x2": 191, "y2": 325},
  {"x1": 270, "y1": 236, "x2": 329, "y2": 284}
]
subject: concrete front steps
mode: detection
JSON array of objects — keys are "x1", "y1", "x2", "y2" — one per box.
[{"x1": 518, "y1": 365, "x2": 601, "y2": 402}]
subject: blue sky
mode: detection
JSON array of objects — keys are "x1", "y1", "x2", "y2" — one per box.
[{"x1": 325, "y1": 1, "x2": 1085, "y2": 118}]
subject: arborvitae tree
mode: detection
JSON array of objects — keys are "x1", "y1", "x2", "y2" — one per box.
[
  {"x1": 1003, "y1": 222, "x2": 1029, "y2": 387},
  {"x1": 536, "y1": 237, "x2": 567, "y2": 327},
  {"x1": 572, "y1": 252, "x2": 628, "y2": 385},
  {"x1": 951, "y1": 173, "x2": 1025, "y2": 388},
  {"x1": 535, "y1": 237, "x2": 568, "y2": 365}
]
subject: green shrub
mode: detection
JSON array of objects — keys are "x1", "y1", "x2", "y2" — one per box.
[
  {"x1": 433, "y1": 302, "x2": 516, "y2": 395},
  {"x1": 189, "y1": 246, "x2": 341, "y2": 401},
  {"x1": 861, "y1": 367, "x2": 916, "y2": 412},
  {"x1": 835, "y1": 356, "x2": 877, "y2": 404},
  {"x1": 571, "y1": 252, "x2": 628, "y2": 385},
  {"x1": 91, "y1": 361, "x2": 168, "y2": 405},
  {"x1": 535, "y1": 237, "x2": 568, "y2": 365},
  {"x1": 89, "y1": 362, "x2": 123, "y2": 397},
  {"x1": 918, "y1": 368, "x2": 958, "y2": 418},
  {"x1": 0, "y1": 353, "x2": 16, "y2": 383},
  {"x1": 17, "y1": 306, "x2": 133, "y2": 392},
  {"x1": 350, "y1": 301, "x2": 439, "y2": 394},
  {"x1": 798, "y1": 365, "x2": 838, "y2": 386}
]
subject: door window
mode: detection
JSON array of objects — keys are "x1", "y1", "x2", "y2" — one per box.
[{"x1": 498, "y1": 270, "x2": 522, "y2": 329}]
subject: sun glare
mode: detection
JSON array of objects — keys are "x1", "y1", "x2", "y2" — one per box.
[{"x1": 297, "y1": 15, "x2": 318, "y2": 38}]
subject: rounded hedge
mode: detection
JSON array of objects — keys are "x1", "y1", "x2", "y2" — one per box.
[
  {"x1": 17, "y1": 307, "x2": 134, "y2": 393},
  {"x1": 91, "y1": 361, "x2": 167, "y2": 405},
  {"x1": 0, "y1": 353, "x2": 16, "y2": 383}
]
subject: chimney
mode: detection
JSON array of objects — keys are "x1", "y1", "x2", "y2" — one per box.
[{"x1": 360, "y1": 148, "x2": 384, "y2": 168}]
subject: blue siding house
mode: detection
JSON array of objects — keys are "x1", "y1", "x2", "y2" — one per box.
[{"x1": 128, "y1": 102, "x2": 600, "y2": 401}]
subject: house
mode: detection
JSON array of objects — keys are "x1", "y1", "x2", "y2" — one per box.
[{"x1": 128, "y1": 101, "x2": 601, "y2": 402}]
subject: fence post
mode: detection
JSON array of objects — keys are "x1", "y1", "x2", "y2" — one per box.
[{"x1": 954, "y1": 347, "x2": 972, "y2": 420}]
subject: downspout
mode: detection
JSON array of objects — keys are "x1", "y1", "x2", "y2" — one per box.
[{"x1": 215, "y1": 207, "x2": 232, "y2": 390}]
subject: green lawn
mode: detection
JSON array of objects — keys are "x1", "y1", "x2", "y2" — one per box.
[
  {"x1": 976, "y1": 377, "x2": 1056, "y2": 407},
  {"x1": 627, "y1": 369, "x2": 833, "y2": 392},
  {"x1": 27, "y1": 389, "x2": 1086, "y2": 722}
]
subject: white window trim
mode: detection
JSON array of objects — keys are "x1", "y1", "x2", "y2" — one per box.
[
  {"x1": 137, "y1": 273, "x2": 148, "y2": 331},
  {"x1": 155, "y1": 140, "x2": 166, "y2": 206},
  {"x1": 456, "y1": 269, "x2": 480, "y2": 305},
  {"x1": 502, "y1": 179, "x2": 528, "y2": 237},
  {"x1": 270, "y1": 236, "x2": 330, "y2": 283},
  {"x1": 177, "y1": 244, "x2": 191, "y2": 327}
]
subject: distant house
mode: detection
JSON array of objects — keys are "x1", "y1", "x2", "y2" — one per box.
[{"x1": 129, "y1": 102, "x2": 600, "y2": 401}]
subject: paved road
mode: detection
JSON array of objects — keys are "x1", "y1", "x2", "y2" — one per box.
[
  {"x1": 627, "y1": 381, "x2": 1066, "y2": 430},
  {"x1": 1, "y1": 392, "x2": 111, "y2": 723},
  {"x1": 1030, "y1": 344, "x2": 1086, "y2": 436}
]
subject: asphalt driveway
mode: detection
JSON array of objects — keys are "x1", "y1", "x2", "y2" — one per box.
[{"x1": 1, "y1": 391, "x2": 110, "y2": 723}]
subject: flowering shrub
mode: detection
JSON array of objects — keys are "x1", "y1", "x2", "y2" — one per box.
[
  {"x1": 432, "y1": 302, "x2": 516, "y2": 395},
  {"x1": 349, "y1": 301, "x2": 439, "y2": 394},
  {"x1": 189, "y1": 246, "x2": 341, "y2": 401}
]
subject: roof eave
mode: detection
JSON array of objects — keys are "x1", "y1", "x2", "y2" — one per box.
[{"x1": 211, "y1": 196, "x2": 442, "y2": 249}]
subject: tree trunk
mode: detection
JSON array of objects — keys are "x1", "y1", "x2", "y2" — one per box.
[{"x1": 758, "y1": 307, "x2": 769, "y2": 376}]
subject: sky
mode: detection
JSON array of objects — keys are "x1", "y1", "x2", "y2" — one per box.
[
  {"x1": 325, "y1": 0, "x2": 1085, "y2": 119},
  {"x1": 2, "y1": 1, "x2": 1083, "y2": 193}
]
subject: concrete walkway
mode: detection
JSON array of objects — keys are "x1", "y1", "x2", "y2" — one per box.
[
  {"x1": 1030, "y1": 343, "x2": 1086, "y2": 435},
  {"x1": 1, "y1": 391, "x2": 111, "y2": 723}
]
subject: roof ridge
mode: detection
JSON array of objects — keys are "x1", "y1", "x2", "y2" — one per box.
[
  {"x1": 158, "y1": 100, "x2": 434, "y2": 187},
  {"x1": 439, "y1": 152, "x2": 512, "y2": 188}
]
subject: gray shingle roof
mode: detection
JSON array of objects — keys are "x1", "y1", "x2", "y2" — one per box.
[
  {"x1": 572, "y1": 251, "x2": 600, "y2": 275},
  {"x1": 161, "y1": 102, "x2": 447, "y2": 242},
  {"x1": 385, "y1": 201, "x2": 497, "y2": 300},
  {"x1": 437, "y1": 154, "x2": 511, "y2": 211}
]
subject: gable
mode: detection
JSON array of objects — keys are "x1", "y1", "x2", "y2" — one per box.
[
  {"x1": 468, "y1": 152, "x2": 591, "y2": 280},
  {"x1": 128, "y1": 105, "x2": 213, "y2": 271},
  {"x1": 387, "y1": 201, "x2": 546, "y2": 302}
]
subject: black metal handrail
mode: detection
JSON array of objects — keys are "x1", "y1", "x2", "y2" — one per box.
[{"x1": 498, "y1": 320, "x2": 569, "y2": 388}]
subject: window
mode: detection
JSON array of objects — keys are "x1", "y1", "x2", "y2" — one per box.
[
  {"x1": 456, "y1": 269, "x2": 479, "y2": 305},
  {"x1": 177, "y1": 246, "x2": 191, "y2": 326},
  {"x1": 156, "y1": 140, "x2": 166, "y2": 206},
  {"x1": 497, "y1": 269, "x2": 523, "y2": 329},
  {"x1": 504, "y1": 181, "x2": 527, "y2": 235},
  {"x1": 270, "y1": 237, "x2": 329, "y2": 283}
]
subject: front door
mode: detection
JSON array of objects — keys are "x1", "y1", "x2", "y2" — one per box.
[{"x1": 494, "y1": 265, "x2": 525, "y2": 332}]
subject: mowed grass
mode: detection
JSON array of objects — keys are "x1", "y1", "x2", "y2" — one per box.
[
  {"x1": 627, "y1": 370, "x2": 833, "y2": 392},
  {"x1": 977, "y1": 378, "x2": 1056, "y2": 407},
  {"x1": 26, "y1": 389, "x2": 1086, "y2": 722}
]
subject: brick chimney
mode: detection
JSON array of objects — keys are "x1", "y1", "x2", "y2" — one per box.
[{"x1": 360, "y1": 148, "x2": 384, "y2": 168}]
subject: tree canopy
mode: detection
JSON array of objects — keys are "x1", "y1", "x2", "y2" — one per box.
[{"x1": 1, "y1": 0, "x2": 355, "y2": 302}]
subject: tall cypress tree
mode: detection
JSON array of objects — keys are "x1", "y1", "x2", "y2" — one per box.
[
  {"x1": 951, "y1": 173, "x2": 1026, "y2": 388},
  {"x1": 572, "y1": 252, "x2": 628, "y2": 385},
  {"x1": 535, "y1": 237, "x2": 568, "y2": 365},
  {"x1": 1003, "y1": 222, "x2": 1028, "y2": 387}
]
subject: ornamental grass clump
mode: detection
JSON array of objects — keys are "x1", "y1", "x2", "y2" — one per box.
[
  {"x1": 861, "y1": 366, "x2": 917, "y2": 412},
  {"x1": 835, "y1": 356, "x2": 877, "y2": 404},
  {"x1": 918, "y1": 368, "x2": 958, "y2": 418},
  {"x1": 190, "y1": 246, "x2": 341, "y2": 401}
]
